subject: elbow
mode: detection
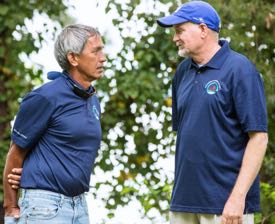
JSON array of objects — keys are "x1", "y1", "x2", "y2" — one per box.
[
  {"x1": 249, "y1": 132, "x2": 268, "y2": 149},
  {"x1": 259, "y1": 133, "x2": 268, "y2": 149},
  {"x1": 263, "y1": 133, "x2": 269, "y2": 148},
  {"x1": 259, "y1": 132, "x2": 269, "y2": 148}
]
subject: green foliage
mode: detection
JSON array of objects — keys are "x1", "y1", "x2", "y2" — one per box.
[
  {"x1": 0, "y1": 0, "x2": 274, "y2": 223},
  {"x1": 255, "y1": 183, "x2": 275, "y2": 224},
  {"x1": 94, "y1": 0, "x2": 275, "y2": 222},
  {"x1": 0, "y1": 0, "x2": 69, "y2": 199},
  {"x1": 93, "y1": 1, "x2": 178, "y2": 220}
]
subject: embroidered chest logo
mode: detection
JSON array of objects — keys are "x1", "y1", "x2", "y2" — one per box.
[
  {"x1": 92, "y1": 105, "x2": 100, "y2": 120},
  {"x1": 205, "y1": 80, "x2": 221, "y2": 95}
]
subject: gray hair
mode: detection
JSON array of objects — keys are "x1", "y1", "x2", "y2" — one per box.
[{"x1": 54, "y1": 24, "x2": 101, "y2": 71}]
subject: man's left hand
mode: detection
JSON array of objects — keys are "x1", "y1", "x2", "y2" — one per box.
[
  {"x1": 221, "y1": 193, "x2": 245, "y2": 224},
  {"x1": 7, "y1": 168, "x2": 22, "y2": 189}
]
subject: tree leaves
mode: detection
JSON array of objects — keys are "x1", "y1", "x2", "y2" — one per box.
[
  {"x1": 95, "y1": 0, "x2": 275, "y2": 222},
  {"x1": 0, "y1": 0, "x2": 68, "y2": 201},
  {"x1": 0, "y1": 0, "x2": 274, "y2": 223}
]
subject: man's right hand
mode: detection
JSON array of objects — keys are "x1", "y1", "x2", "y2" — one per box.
[
  {"x1": 4, "y1": 206, "x2": 20, "y2": 219},
  {"x1": 7, "y1": 168, "x2": 22, "y2": 190},
  {"x1": 5, "y1": 168, "x2": 22, "y2": 218},
  {"x1": 3, "y1": 143, "x2": 28, "y2": 220}
]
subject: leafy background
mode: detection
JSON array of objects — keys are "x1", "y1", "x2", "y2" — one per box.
[{"x1": 0, "y1": 0, "x2": 274, "y2": 223}]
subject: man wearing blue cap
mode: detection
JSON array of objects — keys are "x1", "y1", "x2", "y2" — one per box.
[
  {"x1": 3, "y1": 24, "x2": 106, "y2": 223},
  {"x1": 157, "y1": 1, "x2": 268, "y2": 224}
]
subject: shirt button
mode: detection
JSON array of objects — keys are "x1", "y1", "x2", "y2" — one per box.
[
  {"x1": 194, "y1": 81, "x2": 198, "y2": 84},
  {"x1": 197, "y1": 71, "x2": 201, "y2": 74}
]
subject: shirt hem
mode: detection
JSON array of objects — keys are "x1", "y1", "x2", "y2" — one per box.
[
  {"x1": 170, "y1": 205, "x2": 224, "y2": 214},
  {"x1": 170, "y1": 205, "x2": 260, "y2": 214}
]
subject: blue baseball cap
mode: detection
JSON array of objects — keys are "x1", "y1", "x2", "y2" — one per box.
[{"x1": 157, "y1": 1, "x2": 221, "y2": 32}]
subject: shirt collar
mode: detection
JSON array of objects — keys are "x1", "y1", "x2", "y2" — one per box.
[
  {"x1": 190, "y1": 40, "x2": 231, "y2": 70},
  {"x1": 205, "y1": 40, "x2": 230, "y2": 69},
  {"x1": 62, "y1": 71, "x2": 94, "y2": 94}
]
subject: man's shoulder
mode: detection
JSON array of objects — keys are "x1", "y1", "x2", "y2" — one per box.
[
  {"x1": 33, "y1": 76, "x2": 66, "y2": 98},
  {"x1": 227, "y1": 49, "x2": 255, "y2": 68},
  {"x1": 20, "y1": 77, "x2": 67, "y2": 107}
]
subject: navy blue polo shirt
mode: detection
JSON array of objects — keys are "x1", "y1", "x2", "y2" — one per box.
[
  {"x1": 12, "y1": 71, "x2": 102, "y2": 196},
  {"x1": 171, "y1": 40, "x2": 267, "y2": 214}
]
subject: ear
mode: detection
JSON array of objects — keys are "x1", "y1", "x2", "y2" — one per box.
[
  {"x1": 67, "y1": 52, "x2": 79, "y2": 67},
  {"x1": 199, "y1": 23, "x2": 208, "y2": 38}
]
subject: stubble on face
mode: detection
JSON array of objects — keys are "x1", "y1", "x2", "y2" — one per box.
[
  {"x1": 174, "y1": 22, "x2": 203, "y2": 58},
  {"x1": 178, "y1": 48, "x2": 190, "y2": 58},
  {"x1": 173, "y1": 23, "x2": 192, "y2": 58}
]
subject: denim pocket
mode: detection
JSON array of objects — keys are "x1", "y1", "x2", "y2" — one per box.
[{"x1": 22, "y1": 197, "x2": 60, "y2": 220}]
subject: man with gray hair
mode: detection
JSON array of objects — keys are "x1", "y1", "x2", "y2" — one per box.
[
  {"x1": 3, "y1": 24, "x2": 106, "y2": 223},
  {"x1": 157, "y1": 1, "x2": 268, "y2": 224}
]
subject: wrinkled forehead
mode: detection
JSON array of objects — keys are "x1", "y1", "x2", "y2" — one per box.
[
  {"x1": 86, "y1": 35, "x2": 104, "y2": 46},
  {"x1": 87, "y1": 33, "x2": 101, "y2": 41}
]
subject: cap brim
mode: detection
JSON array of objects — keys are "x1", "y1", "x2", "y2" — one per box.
[{"x1": 157, "y1": 15, "x2": 188, "y2": 27}]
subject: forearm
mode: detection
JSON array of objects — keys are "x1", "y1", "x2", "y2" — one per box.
[
  {"x1": 3, "y1": 143, "x2": 29, "y2": 214},
  {"x1": 231, "y1": 132, "x2": 268, "y2": 198},
  {"x1": 3, "y1": 157, "x2": 20, "y2": 211}
]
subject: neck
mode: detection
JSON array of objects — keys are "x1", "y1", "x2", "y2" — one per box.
[
  {"x1": 67, "y1": 69, "x2": 91, "y2": 89},
  {"x1": 192, "y1": 41, "x2": 221, "y2": 65}
]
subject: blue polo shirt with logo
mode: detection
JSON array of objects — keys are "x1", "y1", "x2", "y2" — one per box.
[
  {"x1": 171, "y1": 40, "x2": 267, "y2": 214},
  {"x1": 12, "y1": 71, "x2": 102, "y2": 196}
]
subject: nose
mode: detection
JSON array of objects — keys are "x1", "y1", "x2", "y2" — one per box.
[
  {"x1": 173, "y1": 33, "x2": 178, "y2": 42},
  {"x1": 100, "y1": 52, "x2": 106, "y2": 63}
]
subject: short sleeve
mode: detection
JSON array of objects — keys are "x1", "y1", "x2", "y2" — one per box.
[
  {"x1": 12, "y1": 92, "x2": 54, "y2": 149},
  {"x1": 233, "y1": 62, "x2": 267, "y2": 133}
]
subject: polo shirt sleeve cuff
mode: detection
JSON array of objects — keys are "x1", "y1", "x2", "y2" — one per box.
[
  {"x1": 243, "y1": 124, "x2": 268, "y2": 133},
  {"x1": 11, "y1": 133, "x2": 30, "y2": 149}
]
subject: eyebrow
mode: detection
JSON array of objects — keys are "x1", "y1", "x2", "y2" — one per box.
[
  {"x1": 174, "y1": 27, "x2": 184, "y2": 32},
  {"x1": 92, "y1": 45, "x2": 105, "y2": 51}
]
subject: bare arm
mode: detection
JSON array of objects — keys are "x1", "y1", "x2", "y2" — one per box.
[
  {"x1": 3, "y1": 142, "x2": 30, "y2": 218},
  {"x1": 222, "y1": 132, "x2": 268, "y2": 224}
]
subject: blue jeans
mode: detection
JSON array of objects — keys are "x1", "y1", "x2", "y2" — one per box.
[
  {"x1": 5, "y1": 189, "x2": 90, "y2": 224},
  {"x1": 4, "y1": 217, "x2": 17, "y2": 224}
]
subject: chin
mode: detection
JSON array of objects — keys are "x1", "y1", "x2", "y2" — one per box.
[
  {"x1": 178, "y1": 49, "x2": 190, "y2": 58},
  {"x1": 93, "y1": 73, "x2": 103, "y2": 81}
]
